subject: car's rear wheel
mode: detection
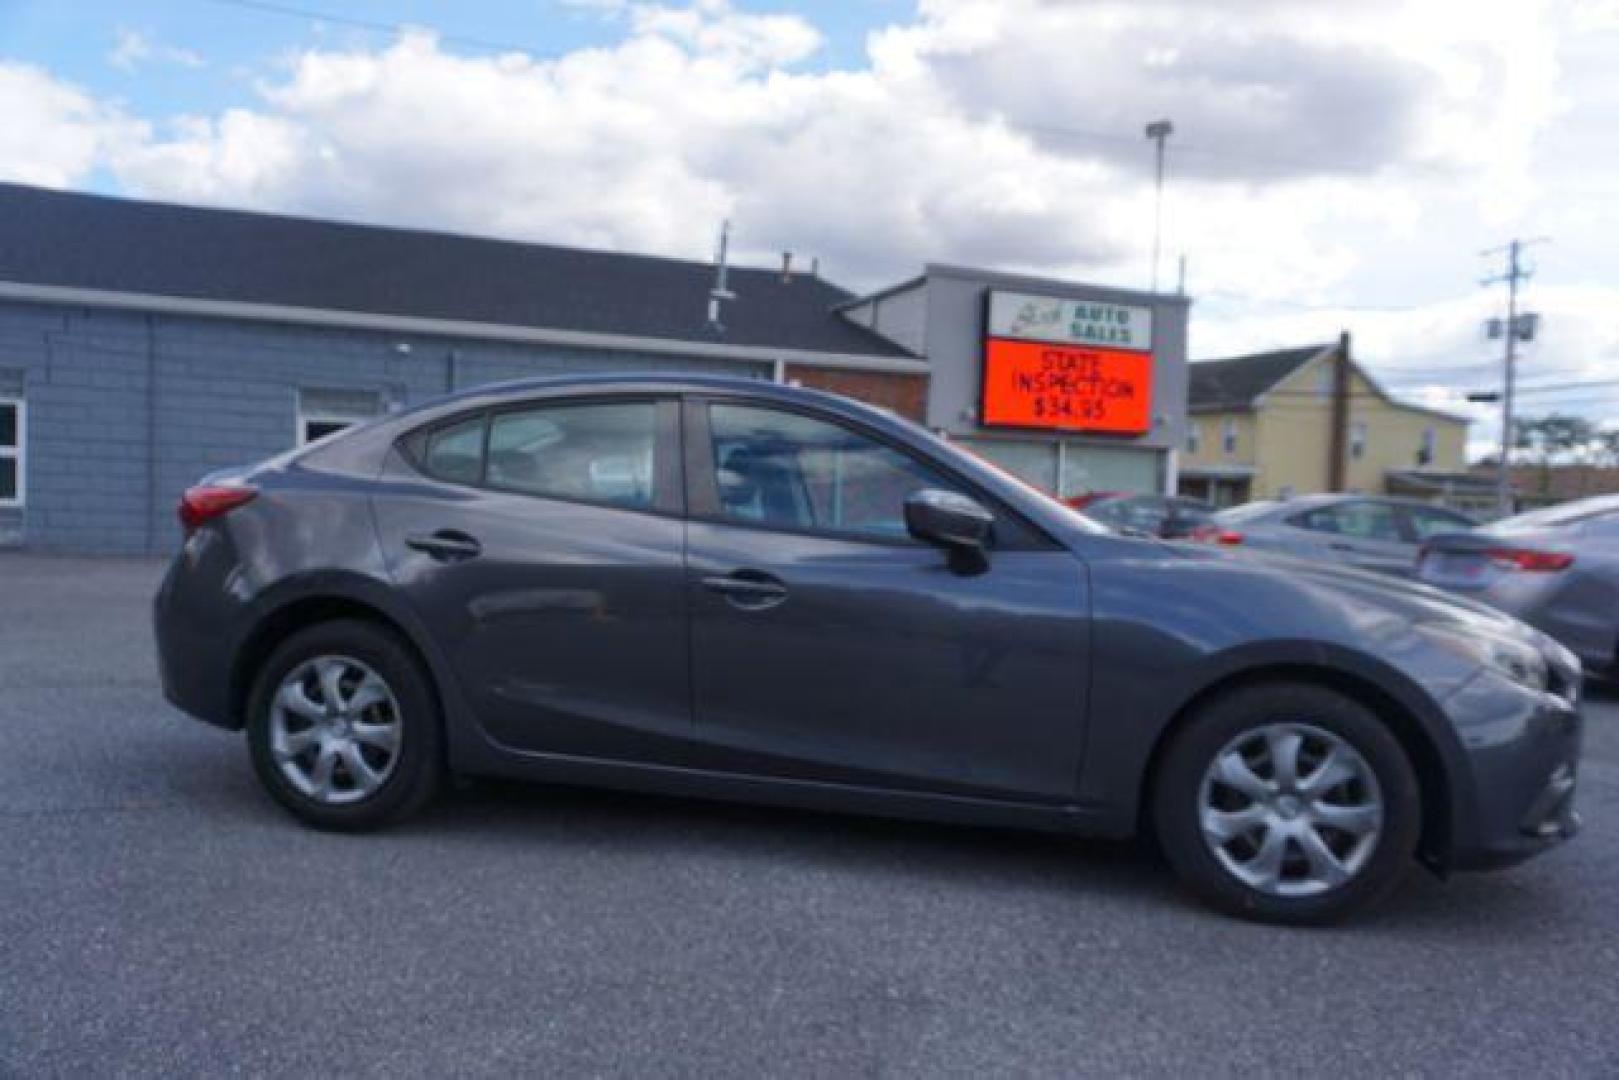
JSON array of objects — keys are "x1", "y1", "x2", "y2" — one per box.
[
  {"x1": 1152, "y1": 683, "x2": 1421, "y2": 925},
  {"x1": 246, "y1": 619, "x2": 441, "y2": 829}
]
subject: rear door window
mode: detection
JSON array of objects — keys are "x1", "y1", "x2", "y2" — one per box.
[
  {"x1": 487, "y1": 401, "x2": 658, "y2": 509},
  {"x1": 1292, "y1": 502, "x2": 1402, "y2": 542}
]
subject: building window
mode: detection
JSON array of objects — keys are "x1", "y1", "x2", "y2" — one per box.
[
  {"x1": 1186, "y1": 422, "x2": 1202, "y2": 455},
  {"x1": 0, "y1": 397, "x2": 23, "y2": 508},
  {"x1": 1418, "y1": 426, "x2": 1436, "y2": 467},
  {"x1": 1221, "y1": 418, "x2": 1238, "y2": 456},
  {"x1": 1349, "y1": 421, "x2": 1367, "y2": 461},
  {"x1": 297, "y1": 387, "x2": 382, "y2": 446}
]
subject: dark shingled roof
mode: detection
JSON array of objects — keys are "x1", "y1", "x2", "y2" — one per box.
[
  {"x1": 0, "y1": 182, "x2": 913, "y2": 359},
  {"x1": 1188, "y1": 344, "x2": 1331, "y2": 412}
]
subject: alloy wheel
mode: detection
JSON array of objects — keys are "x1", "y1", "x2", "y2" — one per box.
[
  {"x1": 269, "y1": 655, "x2": 402, "y2": 805},
  {"x1": 1197, "y1": 722, "x2": 1384, "y2": 898}
]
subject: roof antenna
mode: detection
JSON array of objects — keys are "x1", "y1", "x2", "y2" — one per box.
[{"x1": 707, "y1": 219, "x2": 736, "y2": 333}]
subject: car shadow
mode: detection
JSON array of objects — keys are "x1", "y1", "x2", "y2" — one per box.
[
  {"x1": 158, "y1": 720, "x2": 1590, "y2": 933},
  {"x1": 399, "y1": 774, "x2": 1579, "y2": 933},
  {"x1": 416, "y1": 773, "x2": 1182, "y2": 906}
]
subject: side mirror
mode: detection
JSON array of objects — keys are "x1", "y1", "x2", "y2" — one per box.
[{"x1": 905, "y1": 489, "x2": 994, "y2": 573}]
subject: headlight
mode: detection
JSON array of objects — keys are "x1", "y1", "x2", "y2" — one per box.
[{"x1": 1419, "y1": 623, "x2": 1549, "y2": 693}]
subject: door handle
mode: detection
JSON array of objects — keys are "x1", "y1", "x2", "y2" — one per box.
[
  {"x1": 406, "y1": 530, "x2": 482, "y2": 561},
  {"x1": 1328, "y1": 542, "x2": 1354, "y2": 552},
  {"x1": 702, "y1": 572, "x2": 788, "y2": 609}
]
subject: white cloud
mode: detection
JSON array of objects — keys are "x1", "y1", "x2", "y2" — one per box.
[
  {"x1": 109, "y1": 28, "x2": 205, "y2": 73},
  {"x1": 3, "y1": 0, "x2": 1616, "y2": 448},
  {"x1": 0, "y1": 61, "x2": 143, "y2": 188}
]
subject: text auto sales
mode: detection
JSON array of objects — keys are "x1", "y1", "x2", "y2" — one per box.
[{"x1": 1057, "y1": 306, "x2": 1141, "y2": 350}]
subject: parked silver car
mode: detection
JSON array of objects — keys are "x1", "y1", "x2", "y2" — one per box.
[
  {"x1": 1199, "y1": 495, "x2": 1478, "y2": 576},
  {"x1": 1418, "y1": 494, "x2": 1619, "y2": 678}
]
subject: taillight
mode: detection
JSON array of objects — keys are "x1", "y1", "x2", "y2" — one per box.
[
  {"x1": 178, "y1": 484, "x2": 257, "y2": 534},
  {"x1": 1486, "y1": 547, "x2": 1574, "y2": 572},
  {"x1": 1189, "y1": 525, "x2": 1243, "y2": 545}
]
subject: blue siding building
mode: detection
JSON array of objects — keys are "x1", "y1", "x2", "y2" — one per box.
[{"x1": 0, "y1": 184, "x2": 927, "y2": 553}]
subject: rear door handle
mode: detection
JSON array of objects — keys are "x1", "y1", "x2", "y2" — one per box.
[
  {"x1": 702, "y1": 572, "x2": 788, "y2": 609},
  {"x1": 406, "y1": 530, "x2": 482, "y2": 561}
]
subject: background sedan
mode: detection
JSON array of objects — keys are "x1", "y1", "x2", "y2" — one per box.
[
  {"x1": 1071, "y1": 493, "x2": 1215, "y2": 539},
  {"x1": 1197, "y1": 495, "x2": 1478, "y2": 576},
  {"x1": 1418, "y1": 494, "x2": 1619, "y2": 678}
]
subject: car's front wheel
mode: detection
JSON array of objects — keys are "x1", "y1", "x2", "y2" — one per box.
[
  {"x1": 1153, "y1": 683, "x2": 1421, "y2": 925},
  {"x1": 246, "y1": 619, "x2": 441, "y2": 829}
]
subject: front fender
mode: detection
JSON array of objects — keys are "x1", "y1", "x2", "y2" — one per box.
[{"x1": 1076, "y1": 637, "x2": 1474, "y2": 849}]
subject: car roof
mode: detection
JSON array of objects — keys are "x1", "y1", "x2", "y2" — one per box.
[
  {"x1": 1262, "y1": 493, "x2": 1470, "y2": 513},
  {"x1": 394, "y1": 372, "x2": 902, "y2": 428}
]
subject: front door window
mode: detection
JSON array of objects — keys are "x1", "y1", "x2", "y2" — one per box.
[{"x1": 708, "y1": 403, "x2": 958, "y2": 541}]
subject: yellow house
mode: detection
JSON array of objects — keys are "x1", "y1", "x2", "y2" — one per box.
[{"x1": 1178, "y1": 338, "x2": 1475, "y2": 507}]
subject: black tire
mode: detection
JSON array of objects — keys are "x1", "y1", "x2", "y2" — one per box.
[
  {"x1": 246, "y1": 619, "x2": 442, "y2": 830},
  {"x1": 1152, "y1": 682, "x2": 1421, "y2": 925}
]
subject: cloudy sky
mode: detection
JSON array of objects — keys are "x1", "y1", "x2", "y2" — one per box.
[{"x1": 3, "y1": 0, "x2": 1617, "y2": 453}]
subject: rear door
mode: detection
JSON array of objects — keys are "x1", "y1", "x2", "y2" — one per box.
[
  {"x1": 680, "y1": 397, "x2": 1090, "y2": 803},
  {"x1": 371, "y1": 395, "x2": 693, "y2": 764},
  {"x1": 1288, "y1": 500, "x2": 1414, "y2": 575}
]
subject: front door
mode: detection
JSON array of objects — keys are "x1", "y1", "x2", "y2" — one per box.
[
  {"x1": 372, "y1": 396, "x2": 692, "y2": 764},
  {"x1": 682, "y1": 399, "x2": 1090, "y2": 804}
]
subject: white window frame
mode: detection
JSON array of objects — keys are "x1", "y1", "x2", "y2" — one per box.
[
  {"x1": 1221, "y1": 418, "x2": 1238, "y2": 456},
  {"x1": 1418, "y1": 426, "x2": 1436, "y2": 467},
  {"x1": 0, "y1": 396, "x2": 24, "y2": 509},
  {"x1": 297, "y1": 409, "x2": 359, "y2": 447},
  {"x1": 1186, "y1": 422, "x2": 1202, "y2": 455},
  {"x1": 295, "y1": 388, "x2": 381, "y2": 447},
  {"x1": 1350, "y1": 420, "x2": 1368, "y2": 461}
]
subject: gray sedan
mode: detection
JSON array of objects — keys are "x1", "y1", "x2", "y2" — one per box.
[
  {"x1": 1202, "y1": 495, "x2": 1478, "y2": 576},
  {"x1": 1418, "y1": 495, "x2": 1619, "y2": 678},
  {"x1": 153, "y1": 375, "x2": 1583, "y2": 924}
]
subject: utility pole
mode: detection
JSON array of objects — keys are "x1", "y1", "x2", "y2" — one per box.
[
  {"x1": 1328, "y1": 331, "x2": 1352, "y2": 492},
  {"x1": 1480, "y1": 238, "x2": 1545, "y2": 515},
  {"x1": 1145, "y1": 119, "x2": 1174, "y2": 292}
]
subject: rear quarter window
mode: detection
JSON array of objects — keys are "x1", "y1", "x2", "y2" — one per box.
[{"x1": 408, "y1": 416, "x2": 486, "y2": 485}]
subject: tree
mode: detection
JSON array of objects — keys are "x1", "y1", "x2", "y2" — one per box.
[{"x1": 1513, "y1": 413, "x2": 1597, "y2": 497}]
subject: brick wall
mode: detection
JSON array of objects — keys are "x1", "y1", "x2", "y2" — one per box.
[
  {"x1": 781, "y1": 364, "x2": 929, "y2": 422},
  {"x1": 0, "y1": 299, "x2": 770, "y2": 553}
]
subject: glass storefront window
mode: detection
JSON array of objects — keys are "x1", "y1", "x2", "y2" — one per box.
[
  {"x1": 952, "y1": 438, "x2": 1058, "y2": 494},
  {"x1": 1059, "y1": 442, "x2": 1161, "y2": 498}
]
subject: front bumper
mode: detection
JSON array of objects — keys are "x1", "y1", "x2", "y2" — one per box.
[{"x1": 1441, "y1": 667, "x2": 1583, "y2": 871}]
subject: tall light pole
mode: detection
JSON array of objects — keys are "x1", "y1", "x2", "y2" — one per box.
[{"x1": 1145, "y1": 118, "x2": 1174, "y2": 292}]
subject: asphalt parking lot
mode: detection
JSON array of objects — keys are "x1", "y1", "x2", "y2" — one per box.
[{"x1": 2, "y1": 555, "x2": 1617, "y2": 1077}]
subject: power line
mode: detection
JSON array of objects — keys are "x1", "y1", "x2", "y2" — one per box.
[{"x1": 196, "y1": 0, "x2": 554, "y2": 56}]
